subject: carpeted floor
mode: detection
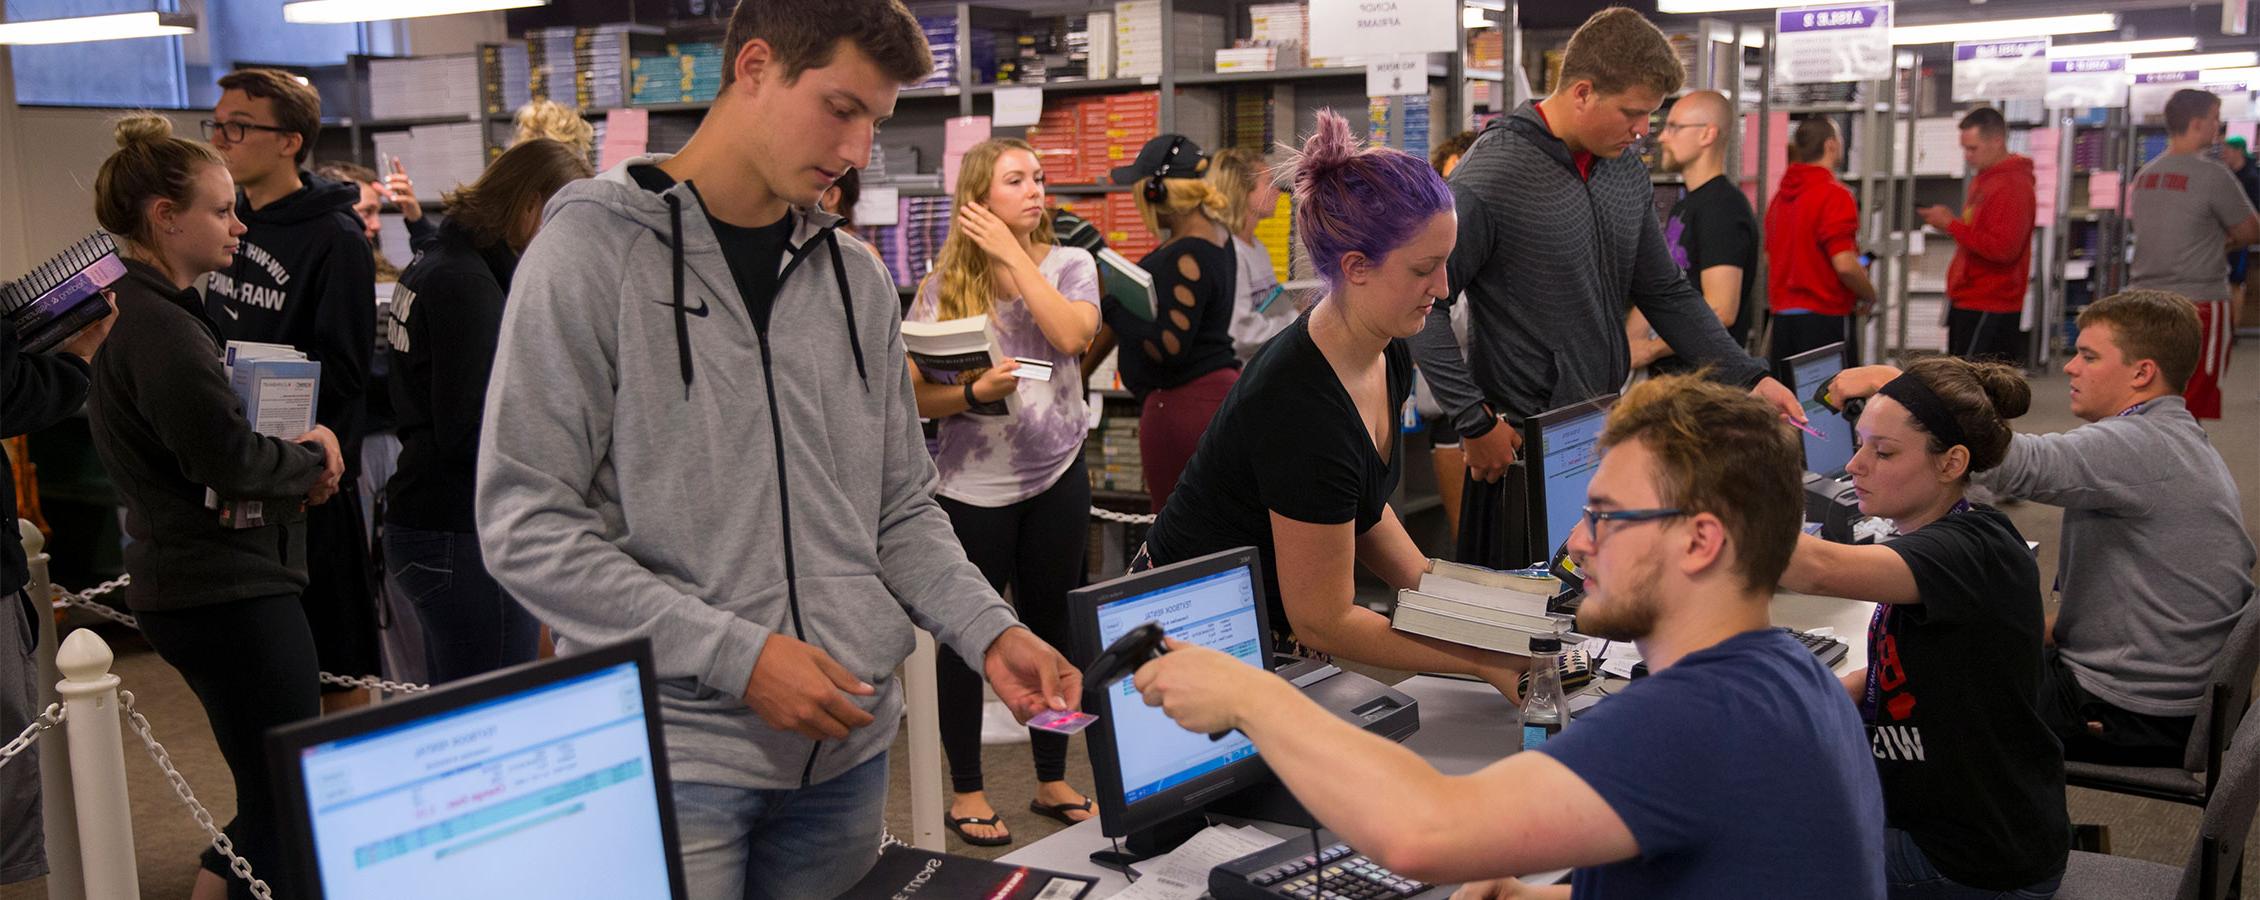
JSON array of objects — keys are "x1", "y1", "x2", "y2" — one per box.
[{"x1": 6, "y1": 349, "x2": 2257, "y2": 899}]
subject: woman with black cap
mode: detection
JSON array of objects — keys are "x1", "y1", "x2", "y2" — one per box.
[
  {"x1": 1096, "y1": 134, "x2": 1242, "y2": 512},
  {"x1": 1780, "y1": 357, "x2": 2068, "y2": 898}
]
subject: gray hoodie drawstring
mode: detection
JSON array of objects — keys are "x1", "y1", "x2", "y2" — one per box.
[{"x1": 665, "y1": 193, "x2": 693, "y2": 399}]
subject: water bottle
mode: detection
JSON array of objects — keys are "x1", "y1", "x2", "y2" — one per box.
[{"x1": 1522, "y1": 637, "x2": 1565, "y2": 751}]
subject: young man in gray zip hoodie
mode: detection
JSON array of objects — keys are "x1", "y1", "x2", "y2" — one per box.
[
  {"x1": 1828, "y1": 290, "x2": 2255, "y2": 769},
  {"x1": 476, "y1": 4, "x2": 1079, "y2": 896}
]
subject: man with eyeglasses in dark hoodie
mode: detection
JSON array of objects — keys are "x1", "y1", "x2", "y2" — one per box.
[{"x1": 201, "y1": 67, "x2": 379, "y2": 713}]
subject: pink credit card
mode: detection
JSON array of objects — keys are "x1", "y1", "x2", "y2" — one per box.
[{"x1": 1028, "y1": 710, "x2": 1099, "y2": 735}]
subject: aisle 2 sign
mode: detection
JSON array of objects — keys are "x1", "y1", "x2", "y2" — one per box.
[
  {"x1": 1776, "y1": 3, "x2": 1893, "y2": 85},
  {"x1": 1309, "y1": 0, "x2": 1455, "y2": 59}
]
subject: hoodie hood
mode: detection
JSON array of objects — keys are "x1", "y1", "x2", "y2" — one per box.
[
  {"x1": 239, "y1": 171, "x2": 362, "y2": 226},
  {"x1": 1776, "y1": 163, "x2": 1839, "y2": 202},
  {"x1": 1979, "y1": 153, "x2": 2035, "y2": 185},
  {"x1": 548, "y1": 155, "x2": 867, "y2": 396}
]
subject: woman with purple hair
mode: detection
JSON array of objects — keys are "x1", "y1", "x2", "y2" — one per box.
[{"x1": 1137, "y1": 110, "x2": 1529, "y2": 698}]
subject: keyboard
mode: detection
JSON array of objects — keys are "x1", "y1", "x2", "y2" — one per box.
[
  {"x1": 1210, "y1": 831, "x2": 1455, "y2": 900},
  {"x1": 1782, "y1": 627, "x2": 1851, "y2": 669}
]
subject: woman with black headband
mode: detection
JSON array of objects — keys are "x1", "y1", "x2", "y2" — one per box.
[{"x1": 1778, "y1": 357, "x2": 2069, "y2": 899}]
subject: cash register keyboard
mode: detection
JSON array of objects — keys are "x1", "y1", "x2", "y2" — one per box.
[
  {"x1": 1210, "y1": 836, "x2": 1444, "y2": 900},
  {"x1": 1783, "y1": 627, "x2": 1851, "y2": 669}
]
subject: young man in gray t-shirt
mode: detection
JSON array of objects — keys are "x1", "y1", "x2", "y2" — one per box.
[{"x1": 2129, "y1": 89, "x2": 2259, "y2": 419}]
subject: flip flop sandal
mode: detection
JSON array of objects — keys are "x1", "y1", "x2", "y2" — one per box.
[
  {"x1": 944, "y1": 813, "x2": 1012, "y2": 847},
  {"x1": 1028, "y1": 797, "x2": 1095, "y2": 827}
]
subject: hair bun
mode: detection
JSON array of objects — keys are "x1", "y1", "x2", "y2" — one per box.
[
  {"x1": 1293, "y1": 109, "x2": 1361, "y2": 187},
  {"x1": 113, "y1": 113, "x2": 175, "y2": 148},
  {"x1": 1973, "y1": 362, "x2": 2032, "y2": 421}
]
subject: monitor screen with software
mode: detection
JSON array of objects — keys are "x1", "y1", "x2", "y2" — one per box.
[
  {"x1": 1069, "y1": 547, "x2": 1272, "y2": 854},
  {"x1": 1784, "y1": 342, "x2": 1856, "y2": 477},
  {"x1": 268, "y1": 640, "x2": 685, "y2": 900},
  {"x1": 1527, "y1": 394, "x2": 1616, "y2": 555}
]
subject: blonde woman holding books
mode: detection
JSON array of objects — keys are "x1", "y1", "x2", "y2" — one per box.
[{"x1": 905, "y1": 137, "x2": 1100, "y2": 848}]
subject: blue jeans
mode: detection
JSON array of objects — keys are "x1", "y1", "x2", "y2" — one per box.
[
  {"x1": 672, "y1": 752, "x2": 890, "y2": 900},
  {"x1": 382, "y1": 524, "x2": 538, "y2": 684},
  {"x1": 1886, "y1": 827, "x2": 2061, "y2": 899}
]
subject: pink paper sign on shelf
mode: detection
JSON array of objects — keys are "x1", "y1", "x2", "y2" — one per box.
[
  {"x1": 2087, "y1": 171, "x2": 2122, "y2": 212},
  {"x1": 598, "y1": 108, "x2": 649, "y2": 171},
  {"x1": 943, "y1": 116, "x2": 993, "y2": 195}
]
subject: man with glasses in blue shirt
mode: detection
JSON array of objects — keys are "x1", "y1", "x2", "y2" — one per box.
[{"x1": 1132, "y1": 376, "x2": 1883, "y2": 899}]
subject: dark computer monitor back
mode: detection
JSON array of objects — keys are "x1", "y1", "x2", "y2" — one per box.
[
  {"x1": 1784, "y1": 342, "x2": 1856, "y2": 477},
  {"x1": 1068, "y1": 547, "x2": 1274, "y2": 842},
  {"x1": 1525, "y1": 394, "x2": 1617, "y2": 556},
  {"x1": 268, "y1": 640, "x2": 686, "y2": 900}
]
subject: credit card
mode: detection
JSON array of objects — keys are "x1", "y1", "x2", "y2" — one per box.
[
  {"x1": 1011, "y1": 357, "x2": 1056, "y2": 382},
  {"x1": 1027, "y1": 710, "x2": 1098, "y2": 734}
]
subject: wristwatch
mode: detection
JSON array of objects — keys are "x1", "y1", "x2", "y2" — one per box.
[{"x1": 1462, "y1": 409, "x2": 1506, "y2": 440}]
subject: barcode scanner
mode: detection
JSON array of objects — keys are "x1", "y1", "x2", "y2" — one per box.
[{"x1": 1083, "y1": 622, "x2": 1232, "y2": 741}]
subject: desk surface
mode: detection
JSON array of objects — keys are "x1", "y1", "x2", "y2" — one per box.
[{"x1": 1000, "y1": 593, "x2": 1877, "y2": 897}]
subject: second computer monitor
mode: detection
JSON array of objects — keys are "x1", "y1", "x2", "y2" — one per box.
[
  {"x1": 1068, "y1": 547, "x2": 1272, "y2": 850},
  {"x1": 1784, "y1": 342, "x2": 1857, "y2": 477},
  {"x1": 1526, "y1": 394, "x2": 1617, "y2": 556}
]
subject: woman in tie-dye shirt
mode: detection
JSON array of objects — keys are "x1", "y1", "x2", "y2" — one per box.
[{"x1": 905, "y1": 137, "x2": 1101, "y2": 848}]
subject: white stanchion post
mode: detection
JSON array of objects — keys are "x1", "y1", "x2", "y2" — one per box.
[
  {"x1": 22, "y1": 520, "x2": 85, "y2": 900},
  {"x1": 901, "y1": 631, "x2": 945, "y2": 851},
  {"x1": 54, "y1": 629, "x2": 139, "y2": 900}
]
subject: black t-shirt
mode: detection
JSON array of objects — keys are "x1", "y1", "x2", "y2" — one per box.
[
  {"x1": 1102, "y1": 236, "x2": 1241, "y2": 395},
  {"x1": 1870, "y1": 505, "x2": 2070, "y2": 888},
  {"x1": 630, "y1": 165, "x2": 795, "y2": 329},
  {"x1": 1143, "y1": 314, "x2": 1411, "y2": 645},
  {"x1": 1655, "y1": 177, "x2": 1758, "y2": 375}
]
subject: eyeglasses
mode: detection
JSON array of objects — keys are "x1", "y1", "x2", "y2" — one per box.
[
  {"x1": 1578, "y1": 506, "x2": 1687, "y2": 545},
  {"x1": 200, "y1": 119, "x2": 293, "y2": 144},
  {"x1": 1659, "y1": 121, "x2": 1709, "y2": 133}
]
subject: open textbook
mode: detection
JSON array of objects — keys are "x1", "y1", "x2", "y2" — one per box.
[{"x1": 903, "y1": 314, "x2": 1020, "y2": 419}]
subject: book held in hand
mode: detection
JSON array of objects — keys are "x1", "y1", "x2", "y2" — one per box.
[
  {"x1": 903, "y1": 314, "x2": 1020, "y2": 418},
  {"x1": 1, "y1": 232, "x2": 124, "y2": 354},
  {"x1": 205, "y1": 341, "x2": 321, "y2": 529},
  {"x1": 1094, "y1": 246, "x2": 1154, "y2": 321}
]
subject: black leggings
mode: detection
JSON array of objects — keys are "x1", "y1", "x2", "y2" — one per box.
[
  {"x1": 936, "y1": 456, "x2": 1090, "y2": 795},
  {"x1": 135, "y1": 594, "x2": 322, "y2": 900}
]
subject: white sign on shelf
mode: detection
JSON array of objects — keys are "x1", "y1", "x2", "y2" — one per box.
[
  {"x1": 2132, "y1": 71, "x2": 2201, "y2": 122},
  {"x1": 1367, "y1": 55, "x2": 1426, "y2": 97},
  {"x1": 1951, "y1": 38, "x2": 2048, "y2": 103},
  {"x1": 992, "y1": 86, "x2": 1044, "y2": 128},
  {"x1": 1775, "y1": 3, "x2": 1893, "y2": 85},
  {"x1": 2204, "y1": 81, "x2": 2256, "y2": 120},
  {"x1": 1309, "y1": 0, "x2": 1455, "y2": 59},
  {"x1": 854, "y1": 186, "x2": 900, "y2": 227},
  {"x1": 2047, "y1": 56, "x2": 2127, "y2": 109}
]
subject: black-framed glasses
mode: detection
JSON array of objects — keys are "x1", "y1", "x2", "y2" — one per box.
[
  {"x1": 200, "y1": 119, "x2": 292, "y2": 144},
  {"x1": 1579, "y1": 506, "x2": 1687, "y2": 545}
]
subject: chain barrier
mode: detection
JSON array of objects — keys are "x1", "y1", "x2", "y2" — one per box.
[
  {"x1": 0, "y1": 702, "x2": 64, "y2": 772},
  {"x1": 51, "y1": 575, "x2": 433, "y2": 694},
  {"x1": 120, "y1": 689, "x2": 274, "y2": 900},
  {"x1": 1090, "y1": 505, "x2": 1156, "y2": 526}
]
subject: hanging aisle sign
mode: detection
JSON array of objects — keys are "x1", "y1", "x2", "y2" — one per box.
[
  {"x1": 2047, "y1": 56, "x2": 2128, "y2": 109},
  {"x1": 1951, "y1": 39, "x2": 2049, "y2": 102},
  {"x1": 2132, "y1": 71, "x2": 2202, "y2": 122},
  {"x1": 1776, "y1": 3, "x2": 1894, "y2": 85},
  {"x1": 1309, "y1": 0, "x2": 1456, "y2": 59},
  {"x1": 2203, "y1": 80, "x2": 2256, "y2": 120}
]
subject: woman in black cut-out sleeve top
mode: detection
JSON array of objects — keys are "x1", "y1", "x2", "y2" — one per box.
[{"x1": 1095, "y1": 134, "x2": 1242, "y2": 512}]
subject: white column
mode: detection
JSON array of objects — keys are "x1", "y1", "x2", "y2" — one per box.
[
  {"x1": 22, "y1": 521, "x2": 85, "y2": 900},
  {"x1": 55, "y1": 629, "x2": 138, "y2": 900},
  {"x1": 902, "y1": 631, "x2": 945, "y2": 850}
]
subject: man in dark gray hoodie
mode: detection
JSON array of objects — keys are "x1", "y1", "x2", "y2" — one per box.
[
  {"x1": 1411, "y1": 9, "x2": 1802, "y2": 567},
  {"x1": 476, "y1": 3, "x2": 1080, "y2": 896}
]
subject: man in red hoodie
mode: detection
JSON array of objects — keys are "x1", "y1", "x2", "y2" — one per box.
[
  {"x1": 1765, "y1": 116, "x2": 1877, "y2": 368},
  {"x1": 1919, "y1": 107, "x2": 2036, "y2": 365}
]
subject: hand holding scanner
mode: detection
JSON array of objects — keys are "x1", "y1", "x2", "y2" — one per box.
[{"x1": 1083, "y1": 621, "x2": 1231, "y2": 741}]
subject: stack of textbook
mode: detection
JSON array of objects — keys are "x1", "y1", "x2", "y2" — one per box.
[{"x1": 1390, "y1": 560, "x2": 1573, "y2": 656}]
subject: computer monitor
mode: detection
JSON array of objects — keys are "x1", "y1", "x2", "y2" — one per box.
[
  {"x1": 1069, "y1": 547, "x2": 1273, "y2": 863},
  {"x1": 1525, "y1": 394, "x2": 1616, "y2": 557},
  {"x1": 268, "y1": 641, "x2": 686, "y2": 900},
  {"x1": 1784, "y1": 342, "x2": 1857, "y2": 477}
]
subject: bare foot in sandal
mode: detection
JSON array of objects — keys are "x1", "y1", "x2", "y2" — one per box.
[
  {"x1": 947, "y1": 791, "x2": 1012, "y2": 846},
  {"x1": 1030, "y1": 780, "x2": 1095, "y2": 825}
]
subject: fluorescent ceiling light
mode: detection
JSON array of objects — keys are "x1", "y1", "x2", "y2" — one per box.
[
  {"x1": 2129, "y1": 52, "x2": 2260, "y2": 74},
  {"x1": 282, "y1": 0, "x2": 547, "y2": 24},
  {"x1": 0, "y1": 11, "x2": 195, "y2": 45},
  {"x1": 1657, "y1": 0, "x2": 1801, "y2": 12},
  {"x1": 2051, "y1": 37, "x2": 2199, "y2": 58},
  {"x1": 1891, "y1": 14, "x2": 2116, "y2": 45},
  {"x1": 1708, "y1": 27, "x2": 1768, "y2": 48}
]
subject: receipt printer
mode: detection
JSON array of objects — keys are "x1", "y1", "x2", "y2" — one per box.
[
  {"x1": 1279, "y1": 657, "x2": 1420, "y2": 742},
  {"x1": 1805, "y1": 472, "x2": 1862, "y2": 543}
]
